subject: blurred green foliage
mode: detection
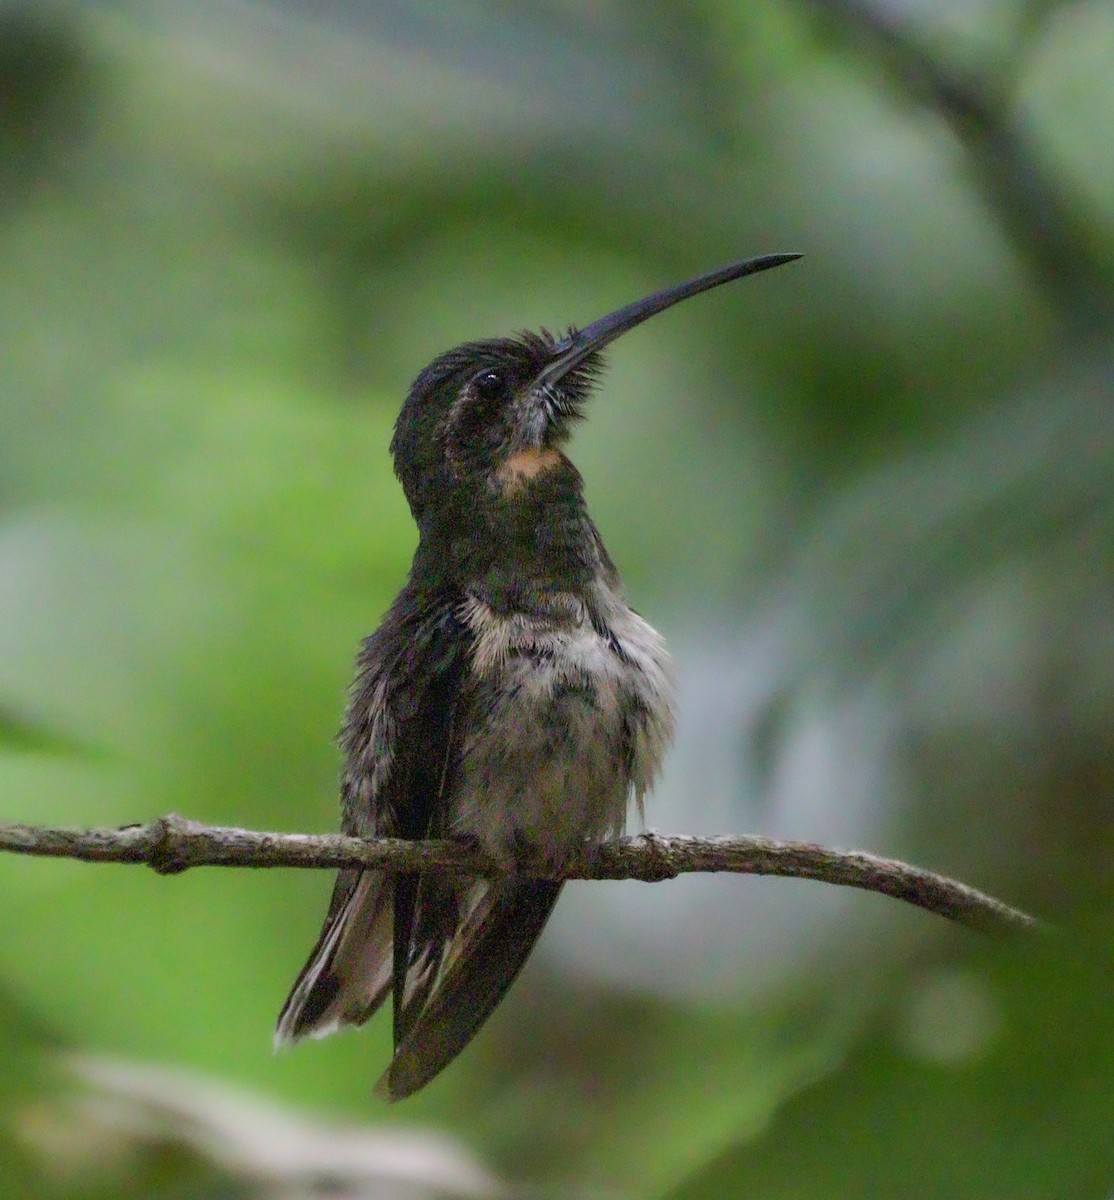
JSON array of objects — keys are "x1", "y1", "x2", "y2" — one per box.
[{"x1": 0, "y1": 2, "x2": 1110, "y2": 1197}]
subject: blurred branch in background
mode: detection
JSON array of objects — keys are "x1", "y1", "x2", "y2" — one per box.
[
  {"x1": 0, "y1": 816, "x2": 1038, "y2": 934},
  {"x1": 21, "y1": 1056, "x2": 496, "y2": 1200},
  {"x1": 802, "y1": 0, "x2": 1114, "y2": 327}
]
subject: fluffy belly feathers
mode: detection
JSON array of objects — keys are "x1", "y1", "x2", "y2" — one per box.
[{"x1": 454, "y1": 590, "x2": 674, "y2": 864}]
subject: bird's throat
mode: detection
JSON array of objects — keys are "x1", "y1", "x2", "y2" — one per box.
[
  {"x1": 496, "y1": 447, "x2": 563, "y2": 494},
  {"x1": 419, "y1": 483, "x2": 599, "y2": 607}
]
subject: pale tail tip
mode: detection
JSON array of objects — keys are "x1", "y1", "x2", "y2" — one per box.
[{"x1": 273, "y1": 1016, "x2": 343, "y2": 1053}]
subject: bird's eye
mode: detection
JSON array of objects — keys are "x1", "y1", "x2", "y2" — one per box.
[{"x1": 474, "y1": 370, "x2": 506, "y2": 401}]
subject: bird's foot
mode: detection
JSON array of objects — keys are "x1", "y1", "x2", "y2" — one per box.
[{"x1": 634, "y1": 827, "x2": 677, "y2": 881}]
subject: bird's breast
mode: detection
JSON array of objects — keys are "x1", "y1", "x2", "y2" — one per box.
[{"x1": 453, "y1": 589, "x2": 675, "y2": 864}]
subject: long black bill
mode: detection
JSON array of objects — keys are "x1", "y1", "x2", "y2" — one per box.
[{"x1": 535, "y1": 252, "x2": 801, "y2": 388}]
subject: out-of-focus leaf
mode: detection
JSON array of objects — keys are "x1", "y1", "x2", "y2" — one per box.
[
  {"x1": 0, "y1": 8, "x2": 93, "y2": 208},
  {"x1": 0, "y1": 707, "x2": 86, "y2": 755},
  {"x1": 0, "y1": 985, "x2": 62, "y2": 1200},
  {"x1": 667, "y1": 922, "x2": 1114, "y2": 1200}
]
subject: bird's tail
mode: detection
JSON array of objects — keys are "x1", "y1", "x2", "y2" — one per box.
[
  {"x1": 275, "y1": 869, "x2": 393, "y2": 1046},
  {"x1": 376, "y1": 879, "x2": 562, "y2": 1101}
]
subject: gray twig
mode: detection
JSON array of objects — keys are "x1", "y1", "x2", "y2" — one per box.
[{"x1": 0, "y1": 815, "x2": 1038, "y2": 936}]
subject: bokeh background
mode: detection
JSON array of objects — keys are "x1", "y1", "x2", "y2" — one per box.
[{"x1": 0, "y1": 1, "x2": 1111, "y2": 1197}]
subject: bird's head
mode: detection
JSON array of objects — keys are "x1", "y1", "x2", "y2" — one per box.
[{"x1": 390, "y1": 253, "x2": 800, "y2": 529}]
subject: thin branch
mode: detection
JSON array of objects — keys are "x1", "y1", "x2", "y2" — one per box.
[{"x1": 0, "y1": 814, "x2": 1038, "y2": 936}]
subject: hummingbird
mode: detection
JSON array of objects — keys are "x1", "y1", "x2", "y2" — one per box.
[{"x1": 275, "y1": 252, "x2": 800, "y2": 1100}]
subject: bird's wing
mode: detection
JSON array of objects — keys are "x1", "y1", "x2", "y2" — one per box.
[
  {"x1": 380, "y1": 626, "x2": 564, "y2": 1099},
  {"x1": 275, "y1": 592, "x2": 467, "y2": 1047},
  {"x1": 278, "y1": 589, "x2": 563, "y2": 1098}
]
